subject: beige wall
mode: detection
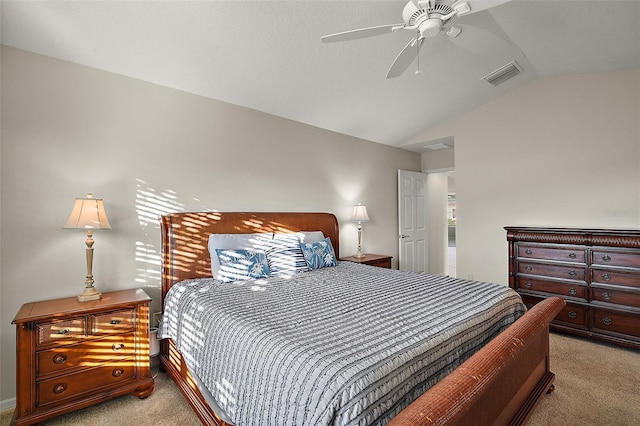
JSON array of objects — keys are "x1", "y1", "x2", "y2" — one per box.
[
  {"x1": 413, "y1": 68, "x2": 640, "y2": 285},
  {"x1": 0, "y1": 46, "x2": 420, "y2": 403}
]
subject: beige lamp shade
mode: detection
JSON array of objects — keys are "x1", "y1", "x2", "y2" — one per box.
[
  {"x1": 64, "y1": 193, "x2": 112, "y2": 230},
  {"x1": 351, "y1": 204, "x2": 370, "y2": 223}
]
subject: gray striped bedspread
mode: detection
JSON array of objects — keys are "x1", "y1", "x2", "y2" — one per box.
[{"x1": 158, "y1": 261, "x2": 526, "y2": 426}]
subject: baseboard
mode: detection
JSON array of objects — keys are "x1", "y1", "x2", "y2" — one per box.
[{"x1": 0, "y1": 397, "x2": 16, "y2": 413}]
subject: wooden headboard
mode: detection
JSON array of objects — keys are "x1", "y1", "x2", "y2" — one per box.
[{"x1": 160, "y1": 212, "x2": 340, "y2": 300}]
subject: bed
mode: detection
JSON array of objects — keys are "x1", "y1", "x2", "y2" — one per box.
[{"x1": 158, "y1": 211, "x2": 565, "y2": 426}]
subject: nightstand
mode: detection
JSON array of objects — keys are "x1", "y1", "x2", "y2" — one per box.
[
  {"x1": 11, "y1": 288, "x2": 154, "y2": 425},
  {"x1": 340, "y1": 254, "x2": 393, "y2": 269}
]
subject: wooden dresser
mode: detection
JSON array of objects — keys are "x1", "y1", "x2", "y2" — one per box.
[
  {"x1": 11, "y1": 289, "x2": 154, "y2": 425},
  {"x1": 505, "y1": 227, "x2": 640, "y2": 349}
]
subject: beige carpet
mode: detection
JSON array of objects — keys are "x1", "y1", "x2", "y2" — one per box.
[{"x1": 2, "y1": 333, "x2": 638, "y2": 425}]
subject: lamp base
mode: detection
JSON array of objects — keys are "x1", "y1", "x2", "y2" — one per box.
[
  {"x1": 77, "y1": 287, "x2": 102, "y2": 302},
  {"x1": 353, "y1": 251, "x2": 366, "y2": 259}
]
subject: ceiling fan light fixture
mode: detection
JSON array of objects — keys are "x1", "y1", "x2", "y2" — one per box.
[
  {"x1": 446, "y1": 26, "x2": 462, "y2": 38},
  {"x1": 452, "y1": 1, "x2": 471, "y2": 16}
]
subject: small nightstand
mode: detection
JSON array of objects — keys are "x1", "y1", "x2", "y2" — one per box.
[
  {"x1": 340, "y1": 254, "x2": 393, "y2": 269},
  {"x1": 11, "y1": 288, "x2": 154, "y2": 426}
]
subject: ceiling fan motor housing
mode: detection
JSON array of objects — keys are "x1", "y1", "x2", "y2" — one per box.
[{"x1": 405, "y1": 1, "x2": 457, "y2": 38}]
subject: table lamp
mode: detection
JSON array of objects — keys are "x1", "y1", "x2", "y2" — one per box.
[
  {"x1": 64, "y1": 193, "x2": 111, "y2": 301},
  {"x1": 350, "y1": 204, "x2": 369, "y2": 258}
]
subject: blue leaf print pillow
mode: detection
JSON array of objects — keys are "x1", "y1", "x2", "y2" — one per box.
[
  {"x1": 300, "y1": 237, "x2": 337, "y2": 270},
  {"x1": 215, "y1": 249, "x2": 271, "y2": 283}
]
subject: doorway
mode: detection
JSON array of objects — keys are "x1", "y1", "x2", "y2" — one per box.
[{"x1": 447, "y1": 191, "x2": 456, "y2": 277}]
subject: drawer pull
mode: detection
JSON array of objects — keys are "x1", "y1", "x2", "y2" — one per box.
[
  {"x1": 602, "y1": 317, "x2": 612, "y2": 326},
  {"x1": 524, "y1": 282, "x2": 532, "y2": 289},
  {"x1": 568, "y1": 311, "x2": 577, "y2": 319},
  {"x1": 602, "y1": 292, "x2": 612, "y2": 301},
  {"x1": 56, "y1": 329, "x2": 70, "y2": 335},
  {"x1": 568, "y1": 270, "x2": 577, "y2": 277},
  {"x1": 568, "y1": 253, "x2": 577, "y2": 259},
  {"x1": 525, "y1": 265, "x2": 532, "y2": 271},
  {"x1": 110, "y1": 319, "x2": 121, "y2": 325},
  {"x1": 112, "y1": 368, "x2": 125, "y2": 378},
  {"x1": 602, "y1": 274, "x2": 611, "y2": 281},
  {"x1": 525, "y1": 249, "x2": 532, "y2": 255},
  {"x1": 602, "y1": 255, "x2": 611, "y2": 262},
  {"x1": 52, "y1": 354, "x2": 67, "y2": 365},
  {"x1": 112, "y1": 343, "x2": 125, "y2": 352},
  {"x1": 53, "y1": 383, "x2": 67, "y2": 394},
  {"x1": 568, "y1": 288, "x2": 577, "y2": 296}
]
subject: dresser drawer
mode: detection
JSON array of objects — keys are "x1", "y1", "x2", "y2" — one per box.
[
  {"x1": 591, "y1": 269, "x2": 640, "y2": 289},
  {"x1": 518, "y1": 245, "x2": 586, "y2": 263},
  {"x1": 591, "y1": 308, "x2": 640, "y2": 339},
  {"x1": 592, "y1": 249, "x2": 640, "y2": 269},
  {"x1": 37, "y1": 318, "x2": 86, "y2": 346},
  {"x1": 591, "y1": 286, "x2": 640, "y2": 309},
  {"x1": 555, "y1": 303, "x2": 589, "y2": 328},
  {"x1": 520, "y1": 295, "x2": 588, "y2": 328},
  {"x1": 516, "y1": 277, "x2": 586, "y2": 300},
  {"x1": 36, "y1": 333, "x2": 136, "y2": 377},
  {"x1": 37, "y1": 358, "x2": 136, "y2": 407},
  {"x1": 92, "y1": 308, "x2": 136, "y2": 334},
  {"x1": 518, "y1": 262, "x2": 586, "y2": 281}
]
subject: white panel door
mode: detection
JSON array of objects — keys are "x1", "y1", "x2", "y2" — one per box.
[{"x1": 398, "y1": 170, "x2": 428, "y2": 272}]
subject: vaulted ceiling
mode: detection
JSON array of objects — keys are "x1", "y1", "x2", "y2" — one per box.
[{"x1": 2, "y1": 1, "x2": 639, "y2": 151}]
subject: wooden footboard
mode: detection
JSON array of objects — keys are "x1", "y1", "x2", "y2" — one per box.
[
  {"x1": 159, "y1": 297, "x2": 564, "y2": 426},
  {"x1": 388, "y1": 297, "x2": 565, "y2": 426}
]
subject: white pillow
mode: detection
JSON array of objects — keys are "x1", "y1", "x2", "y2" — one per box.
[
  {"x1": 264, "y1": 234, "x2": 309, "y2": 276},
  {"x1": 297, "y1": 231, "x2": 325, "y2": 244},
  {"x1": 208, "y1": 233, "x2": 273, "y2": 280}
]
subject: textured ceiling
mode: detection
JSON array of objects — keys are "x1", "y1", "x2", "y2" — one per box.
[{"x1": 2, "y1": 1, "x2": 639, "y2": 150}]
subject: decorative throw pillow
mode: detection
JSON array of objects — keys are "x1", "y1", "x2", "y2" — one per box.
[
  {"x1": 215, "y1": 249, "x2": 270, "y2": 283},
  {"x1": 208, "y1": 233, "x2": 273, "y2": 279},
  {"x1": 264, "y1": 234, "x2": 309, "y2": 276},
  {"x1": 300, "y1": 237, "x2": 337, "y2": 270}
]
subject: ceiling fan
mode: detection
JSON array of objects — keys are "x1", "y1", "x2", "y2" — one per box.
[{"x1": 321, "y1": 0, "x2": 511, "y2": 79}]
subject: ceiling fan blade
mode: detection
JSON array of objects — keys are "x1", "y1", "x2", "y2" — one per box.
[
  {"x1": 454, "y1": 0, "x2": 511, "y2": 16},
  {"x1": 386, "y1": 38, "x2": 423, "y2": 79},
  {"x1": 321, "y1": 24, "x2": 404, "y2": 43},
  {"x1": 446, "y1": 24, "x2": 510, "y2": 54}
]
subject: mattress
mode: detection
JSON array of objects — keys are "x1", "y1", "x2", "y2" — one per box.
[{"x1": 158, "y1": 261, "x2": 525, "y2": 426}]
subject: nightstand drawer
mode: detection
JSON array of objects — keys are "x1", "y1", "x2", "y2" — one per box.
[
  {"x1": 37, "y1": 333, "x2": 136, "y2": 377},
  {"x1": 37, "y1": 359, "x2": 136, "y2": 407},
  {"x1": 37, "y1": 318, "x2": 86, "y2": 346},
  {"x1": 366, "y1": 258, "x2": 392, "y2": 268},
  {"x1": 92, "y1": 308, "x2": 136, "y2": 334}
]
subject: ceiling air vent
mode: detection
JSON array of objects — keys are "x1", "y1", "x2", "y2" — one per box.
[{"x1": 483, "y1": 61, "x2": 522, "y2": 86}]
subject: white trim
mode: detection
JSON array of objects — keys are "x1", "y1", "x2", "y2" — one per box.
[
  {"x1": 0, "y1": 397, "x2": 16, "y2": 413},
  {"x1": 422, "y1": 167, "x2": 454, "y2": 174}
]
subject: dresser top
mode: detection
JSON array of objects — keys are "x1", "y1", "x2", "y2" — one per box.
[
  {"x1": 505, "y1": 226, "x2": 640, "y2": 248},
  {"x1": 12, "y1": 288, "x2": 151, "y2": 324},
  {"x1": 505, "y1": 226, "x2": 640, "y2": 234}
]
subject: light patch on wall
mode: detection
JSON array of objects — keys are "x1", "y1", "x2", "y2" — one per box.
[{"x1": 134, "y1": 178, "x2": 186, "y2": 285}]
